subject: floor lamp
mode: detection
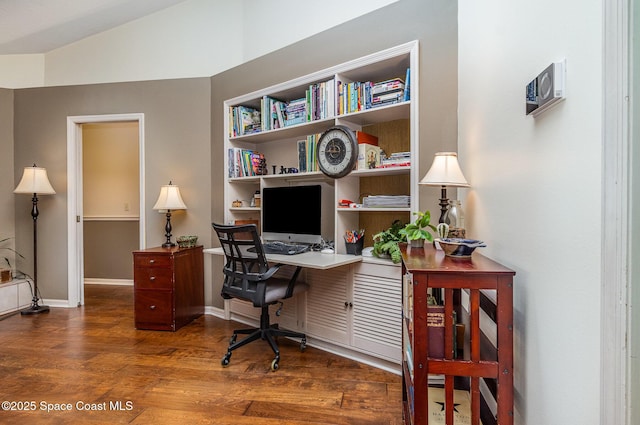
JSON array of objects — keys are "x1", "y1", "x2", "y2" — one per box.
[
  {"x1": 153, "y1": 181, "x2": 187, "y2": 247},
  {"x1": 14, "y1": 165, "x2": 56, "y2": 315}
]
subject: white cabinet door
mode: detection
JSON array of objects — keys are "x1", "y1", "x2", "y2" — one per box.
[
  {"x1": 351, "y1": 262, "x2": 402, "y2": 363},
  {"x1": 304, "y1": 266, "x2": 350, "y2": 345}
]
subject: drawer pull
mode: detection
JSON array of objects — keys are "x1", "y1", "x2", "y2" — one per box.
[
  {"x1": 149, "y1": 276, "x2": 156, "y2": 281},
  {"x1": 149, "y1": 305, "x2": 156, "y2": 310},
  {"x1": 149, "y1": 259, "x2": 155, "y2": 264}
]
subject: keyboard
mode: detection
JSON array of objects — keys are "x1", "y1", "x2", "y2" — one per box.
[{"x1": 262, "y1": 241, "x2": 310, "y2": 255}]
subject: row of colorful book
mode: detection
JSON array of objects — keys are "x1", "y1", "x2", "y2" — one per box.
[
  {"x1": 227, "y1": 148, "x2": 266, "y2": 178},
  {"x1": 296, "y1": 133, "x2": 321, "y2": 173}
]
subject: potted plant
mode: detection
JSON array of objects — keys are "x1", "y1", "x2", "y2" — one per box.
[
  {"x1": 399, "y1": 210, "x2": 437, "y2": 248},
  {"x1": 1, "y1": 236, "x2": 24, "y2": 283},
  {"x1": 372, "y1": 219, "x2": 405, "y2": 264}
]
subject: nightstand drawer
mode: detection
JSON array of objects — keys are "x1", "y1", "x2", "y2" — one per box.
[
  {"x1": 134, "y1": 290, "x2": 173, "y2": 327},
  {"x1": 134, "y1": 254, "x2": 172, "y2": 268},
  {"x1": 134, "y1": 267, "x2": 173, "y2": 289}
]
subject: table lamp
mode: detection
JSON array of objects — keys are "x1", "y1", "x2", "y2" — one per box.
[
  {"x1": 419, "y1": 152, "x2": 470, "y2": 224},
  {"x1": 153, "y1": 181, "x2": 187, "y2": 247},
  {"x1": 14, "y1": 164, "x2": 56, "y2": 315}
]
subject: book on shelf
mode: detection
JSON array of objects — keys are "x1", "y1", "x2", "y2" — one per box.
[
  {"x1": 228, "y1": 148, "x2": 266, "y2": 178},
  {"x1": 306, "y1": 78, "x2": 335, "y2": 121},
  {"x1": 358, "y1": 144, "x2": 382, "y2": 170},
  {"x1": 427, "y1": 387, "x2": 473, "y2": 425},
  {"x1": 380, "y1": 151, "x2": 411, "y2": 168},
  {"x1": 403, "y1": 67, "x2": 410, "y2": 101},
  {"x1": 428, "y1": 305, "x2": 459, "y2": 359},
  {"x1": 230, "y1": 105, "x2": 261, "y2": 137},
  {"x1": 296, "y1": 133, "x2": 320, "y2": 173},
  {"x1": 285, "y1": 97, "x2": 307, "y2": 126},
  {"x1": 355, "y1": 130, "x2": 378, "y2": 146},
  {"x1": 362, "y1": 195, "x2": 410, "y2": 208},
  {"x1": 427, "y1": 305, "x2": 445, "y2": 358},
  {"x1": 371, "y1": 77, "x2": 405, "y2": 95}
]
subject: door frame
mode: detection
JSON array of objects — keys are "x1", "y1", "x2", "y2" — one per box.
[
  {"x1": 602, "y1": 0, "x2": 631, "y2": 422},
  {"x1": 66, "y1": 113, "x2": 145, "y2": 307}
]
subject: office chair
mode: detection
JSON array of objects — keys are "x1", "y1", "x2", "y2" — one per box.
[{"x1": 212, "y1": 223, "x2": 308, "y2": 371}]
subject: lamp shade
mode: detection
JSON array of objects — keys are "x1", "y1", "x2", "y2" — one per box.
[
  {"x1": 419, "y1": 152, "x2": 470, "y2": 187},
  {"x1": 153, "y1": 183, "x2": 187, "y2": 211},
  {"x1": 14, "y1": 166, "x2": 56, "y2": 195}
]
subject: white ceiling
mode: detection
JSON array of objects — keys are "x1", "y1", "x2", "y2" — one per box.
[{"x1": 0, "y1": 0, "x2": 189, "y2": 55}]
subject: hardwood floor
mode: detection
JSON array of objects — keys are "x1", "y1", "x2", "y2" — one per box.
[{"x1": 0, "y1": 285, "x2": 402, "y2": 424}]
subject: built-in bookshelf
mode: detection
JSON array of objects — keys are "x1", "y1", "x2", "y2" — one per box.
[{"x1": 223, "y1": 41, "x2": 420, "y2": 250}]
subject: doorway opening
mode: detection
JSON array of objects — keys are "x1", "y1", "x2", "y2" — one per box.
[{"x1": 67, "y1": 114, "x2": 145, "y2": 307}]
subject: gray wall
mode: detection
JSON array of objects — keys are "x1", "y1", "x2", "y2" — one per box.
[
  {"x1": 13, "y1": 78, "x2": 212, "y2": 301},
  {"x1": 209, "y1": 0, "x2": 458, "y2": 307},
  {"x1": 0, "y1": 88, "x2": 15, "y2": 268},
  {"x1": 84, "y1": 221, "x2": 138, "y2": 280},
  {"x1": 9, "y1": 0, "x2": 456, "y2": 309}
]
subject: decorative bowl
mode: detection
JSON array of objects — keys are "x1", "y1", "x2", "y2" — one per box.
[
  {"x1": 177, "y1": 235, "x2": 198, "y2": 248},
  {"x1": 435, "y1": 238, "x2": 486, "y2": 258}
]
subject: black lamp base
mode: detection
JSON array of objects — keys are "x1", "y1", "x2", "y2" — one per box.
[
  {"x1": 21, "y1": 304, "x2": 50, "y2": 315},
  {"x1": 162, "y1": 242, "x2": 176, "y2": 248}
]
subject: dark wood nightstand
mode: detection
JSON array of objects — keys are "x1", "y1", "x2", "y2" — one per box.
[{"x1": 133, "y1": 245, "x2": 204, "y2": 331}]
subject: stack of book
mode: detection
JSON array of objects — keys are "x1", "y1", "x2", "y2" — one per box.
[
  {"x1": 362, "y1": 195, "x2": 410, "y2": 208},
  {"x1": 380, "y1": 151, "x2": 411, "y2": 168},
  {"x1": 285, "y1": 98, "x2": 307, "y2": 126},
  {"x1": 371, "y1": 77, "x2": 405, "y2": 108}
]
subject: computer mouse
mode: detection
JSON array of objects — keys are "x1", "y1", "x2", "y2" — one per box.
[{"x1": 321, "y1": 248, "x2": 334, "y2": 254}]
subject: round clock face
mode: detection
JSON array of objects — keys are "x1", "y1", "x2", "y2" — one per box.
[{"x1": 316, "y1": 126, "x2": 358, "y2": 178}]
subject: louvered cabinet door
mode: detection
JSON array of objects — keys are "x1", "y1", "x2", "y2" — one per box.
[
  {"x1": 351, "y1": 262, "x2": 402, "y2": 363},
  {"x1": 304, "y1": 267, "x2": 350, "y2": 345}
]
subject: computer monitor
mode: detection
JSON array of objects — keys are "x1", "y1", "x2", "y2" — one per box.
[{"x1": 262, "y1": 185, "x2": 322, "y2": 244}]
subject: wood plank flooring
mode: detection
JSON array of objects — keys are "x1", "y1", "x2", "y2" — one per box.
[{"x1": 0, "y1": 285, "x2": 402, "y2": 424}]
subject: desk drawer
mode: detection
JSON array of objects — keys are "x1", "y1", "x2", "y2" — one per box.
[
  {"x1": 353, "y1": 261, "x2": 401, "y2": 280},
  {"x1": 134, "y1": 268, "x2": 173, "y2": 289},
  {"x1": 134, "y1": 254, "x2": 172, "y2": 268},
  {"x1": 134, "y1": 290, "x2": 173, "y2": 327}
]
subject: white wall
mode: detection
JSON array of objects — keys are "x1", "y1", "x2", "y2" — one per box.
[
  {"x1": 0, "y1": 55, "x2": 44, "y2": 88},
  {"x1": 458, "y1": 1, "x2": 602, "y2": 424},
  {"x1": 0, "y1": 0, "x2": 397, "y2": 88}
]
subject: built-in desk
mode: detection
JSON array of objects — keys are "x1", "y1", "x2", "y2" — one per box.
[
  {"x1": 205, "y1": 246, "x2": 402, "y2": 373},
  {"x1": 203, "y1": 247, "x2": 362, "y2": 269}
]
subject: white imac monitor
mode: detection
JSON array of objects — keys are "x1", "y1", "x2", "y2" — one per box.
[{"x1": 261, "y1": 185, "x2": 322, "y2": 244}]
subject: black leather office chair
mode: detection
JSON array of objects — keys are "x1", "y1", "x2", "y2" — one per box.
[{"x1": 212, "y1": 223, "x2": 308, "y2": 371}]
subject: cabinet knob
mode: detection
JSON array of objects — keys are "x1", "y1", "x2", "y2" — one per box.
[
  {"x1": 149, "y1": 259, "x2": 155, "y2": 264},
  {"x1": 149, "y1": 276, "x2": 156, "y2": 281},
  {"x1": 149, "y1": 305, "x2": 156, "y2": 310}
]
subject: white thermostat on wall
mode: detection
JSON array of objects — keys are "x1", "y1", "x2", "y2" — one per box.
[{"x1": 526, "y1": 59, "x2": 566, "y2": 116}]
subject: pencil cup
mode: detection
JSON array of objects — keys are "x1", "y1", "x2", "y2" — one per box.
[{"x1": 345, "y1": 238, "x2": 364, "y2": 255}]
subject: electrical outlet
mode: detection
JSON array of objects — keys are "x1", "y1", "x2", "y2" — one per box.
[{"x1": 124, "y1": 202, "x2": 129, "y2": 211}]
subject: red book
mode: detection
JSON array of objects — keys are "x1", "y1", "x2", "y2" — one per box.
[
  {"x1": 356, "y1": 130, "x2": 378, "y2": 146},
  {"x1": 427, "y1": 305, "x2": 445, "y2": 358}
]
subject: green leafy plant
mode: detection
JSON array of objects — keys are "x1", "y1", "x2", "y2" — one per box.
[
  {"x1": 1, "y1": 237, "x2": 24, "y2": 274},
  {"x1": 399, "y1": 210, "x2": 437, "y2": 242},
  {"x1": 372, "y1": 220, "x2": 406, "y2": 264}
]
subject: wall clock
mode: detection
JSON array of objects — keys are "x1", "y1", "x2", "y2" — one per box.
[{"x1": 316, "y1": 125, "x2": 358, "y2": 178}]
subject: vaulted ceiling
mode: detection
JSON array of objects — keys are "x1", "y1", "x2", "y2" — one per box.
[{"x1": 0, "y1": 0, "x2": 188, "y2": 54}]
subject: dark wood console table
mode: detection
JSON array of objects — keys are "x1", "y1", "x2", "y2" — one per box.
[
  {"x1": 400, "y1": 244, "x2": 515, "y2": 425},
  {"x1": 133, "y1": 245, "x2": 204, "y2": 331}
]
